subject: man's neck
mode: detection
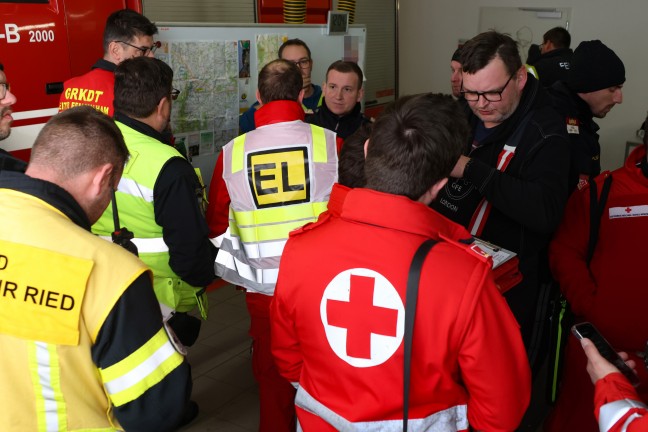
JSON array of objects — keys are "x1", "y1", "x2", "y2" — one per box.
[{"x1": 303, "y1": 84, "x2": 314, "y2": 99}]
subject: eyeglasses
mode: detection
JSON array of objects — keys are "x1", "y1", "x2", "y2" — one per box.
[
  {"x1": 0, "y1": 83, "x2": 9, "y2": 99},
  {"x1": 115, "y1": 40, "x2": 160, "y2": 56},
  {"x1": 170, "y1": 88, "x2": 180, "y2": 100},
  {"x1": 461, "y1": 73, "x2": 515, "y2": 102},
  {"x1": 291, "y1": 58, "x2": 312, "y2": 69}
]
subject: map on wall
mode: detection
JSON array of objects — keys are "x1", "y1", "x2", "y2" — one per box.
[{"x1": 156, "y1": 40, "x2": 240, "y2": 156}]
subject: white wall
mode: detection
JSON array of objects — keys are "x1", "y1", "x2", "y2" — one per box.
[{"x1": 399, "y1": 0, "x2": 647, "y2": 170}]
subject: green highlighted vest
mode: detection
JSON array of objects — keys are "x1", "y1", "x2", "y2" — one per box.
[{"x1": 93, "y1": 122, "x2": 207, "y2": 318}]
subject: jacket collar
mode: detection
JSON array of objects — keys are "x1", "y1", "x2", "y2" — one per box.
[
  {"x1": 254, "y1": 100, "x2": 305, "y2": 128},
  {"x1": 327, "y1": 183, "x2": 471, "y2": 242},
  {"x1": 318, "y1": 98, "x2": 363, "y2": 122},
  {"x1": 0, "y1": 170, "x2": 91, "y2": 230},
  {"x1": 114, "y1": 112, "x2": 168, "y2": 144},
  {"x1": 91, "y1": 58, "x2": 117, "y2": 72}
]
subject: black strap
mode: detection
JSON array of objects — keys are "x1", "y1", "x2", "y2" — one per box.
[
  {"x1": 587, "y1": 174, "x2": 613, "y2": 266},
  {"x1": 111, "y1": 189, "x2": 120, "y2": 233},
  {"x1": 403, "y1": 239, "x2": 438, "y2": 432}
]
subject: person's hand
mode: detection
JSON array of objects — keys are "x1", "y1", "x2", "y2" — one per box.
[
  {"x1": 450, "y1": 155, "x2": 470, "y2": 178},
  {"x1": 581, "y1": 338, "x2": 637, "y2": 384}
]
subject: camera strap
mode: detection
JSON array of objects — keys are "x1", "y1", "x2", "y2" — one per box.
[
  {"x1": 110, "y1": 190, "x2": 138, "y2": 256},
  {"x1": 403, "y1": 238, "x2": 438, "y2": 432}
]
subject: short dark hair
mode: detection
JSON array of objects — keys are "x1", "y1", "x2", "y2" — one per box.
[
  {"x1": 258, "y1": 59, "x2": 303, "y2": 103},
  {"x1": 31, "y1": 106, "x2": 129, "y2": 179},
  {"x1": 460, "y1": 31, "x2": 522, "y2": 76},
  {"x1": 103, "y1": 9, "x2": 158, "y2": 53},
  {"x1": 326, "y1": 61, "x2": 363, "y2": 89},
  {"x1": 543, "y1": 27, "x2": 571, "y2": 49},
  {"x1": 364, "y1": 93, "x2": 467, "y2": 200},
  {"x1": 0, "y1": 63, "x2": 3, "y2": 71},
  {"x1": 338, "y1": 122, "x2": 372, "y2": 188},
  {"x1": 278, "y1": 38, "x2": 312, "y2": 59},
  {"x1": 114, "y1": 57, "x2": 173, "y2": 118}
]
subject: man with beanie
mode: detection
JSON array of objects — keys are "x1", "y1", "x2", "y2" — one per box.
[{"x1": 548, "y1": 40, "x2": 625, "y2": 192}]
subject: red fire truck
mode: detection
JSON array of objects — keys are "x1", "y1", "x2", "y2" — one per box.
[{"x1": 1, "y1": 0, "x2": 142, "y2": 161}]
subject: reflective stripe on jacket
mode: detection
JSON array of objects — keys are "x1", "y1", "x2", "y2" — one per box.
[
  {"x1": 93, "y1": 122, "x2": 204, "y2": 314},
  {"x1": 296, "y1": 387, "x2": 469, "y2": 431},
  {"x1": 215, "y1": 121, "x2": 337, "y2": 294}
]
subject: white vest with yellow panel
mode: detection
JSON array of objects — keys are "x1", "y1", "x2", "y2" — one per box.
[
  {"x1": 0, "y1": 188, "x2": 169, "y2": 432},
  {"x1": 215, "y1": 121, "x2": 337, "y2": 294}
]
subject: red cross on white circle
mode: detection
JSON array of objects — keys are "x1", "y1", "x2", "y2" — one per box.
[{"x1": 320, "y1": 268, "x2": 404, "y2": 368}]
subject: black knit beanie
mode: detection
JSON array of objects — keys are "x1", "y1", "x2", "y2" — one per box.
[{"x1": 567, "y1": 40, "x2": 625, "y2": 93}]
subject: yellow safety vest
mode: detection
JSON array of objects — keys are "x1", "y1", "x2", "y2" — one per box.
[
  {"x1": 93, "y1": 122, "x2": 207, "y2": 319},
  {"x1": 215, "y1": 122, "x2": 338, "y2": 294},
  {"x1": 0, "y1": 188, "x2": 181, "y2": 431}
]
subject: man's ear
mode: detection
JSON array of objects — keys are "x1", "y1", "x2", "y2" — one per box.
[
  {"x1": 363, "y1": 139, "x2": 369, "y2": 158},
  {"x1": 419, "y1": 177, "x2": 448, "y2": 205},
  {"x1": 357, "y1": 87, "x2": 365, "y2": 103},
  {"x1": 255, "y1": 89, "x2": 264, "y2": 108},
  {"x1": 84, "y1": 163, "x2": 114, "y2": 202},
  {"x1": 107, "y1": 41, "x2": 123, "y2": 64},
  {"x1": 516, "y1": 65, "x2": 528, "y2": 90},
  {"x1": 297, "y1": 88, "x2": 305, "y2": 104}
]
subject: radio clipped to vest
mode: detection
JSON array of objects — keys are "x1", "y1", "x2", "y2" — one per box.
[{"x1": 110, "y1": 190, "x2": 139, "y2": 256}]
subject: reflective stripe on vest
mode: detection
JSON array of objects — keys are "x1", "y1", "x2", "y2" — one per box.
[
  {"x1": 598, "y1": 399, "x2": 648, "y2": 432},
  {"x1": 295, "y1": 387, "x2": 469, "y2": 431},
  {"x1": 29, "y1": 342, "x2": 67, "y2": 432},
  {"x1": 99, "y1": 328, "x2": 184, "y2": 407},
  {"x1": 99, "y1": 235, "x2": 169, "y2": 254},
  {"x1": 218, "y1": 122, "x2": 336, "y2": 294}
]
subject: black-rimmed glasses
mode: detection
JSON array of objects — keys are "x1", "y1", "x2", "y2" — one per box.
[
  {"x1": 170, "y1": 88, "x2": 180, "y2": 101},
  {"x1": 461, "y1": 73, "x2": 515, "y2": 102},
  {"x1": 0, "y1": 83, "x2": 9, "y2": 99},
  {"x1": 115, "y1": 40, "x2": 160, "y2": 56},
  {"x1": 291, "y1": 58, "x2": 312, "y2": 69}
]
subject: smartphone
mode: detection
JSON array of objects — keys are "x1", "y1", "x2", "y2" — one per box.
[{"x1": 572, "y1": 322, "x2": 641, "y2": 387}]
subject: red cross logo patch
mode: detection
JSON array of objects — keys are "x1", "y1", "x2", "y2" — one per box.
[{"x1": 320, "y1": 269, "x2": 404, "y2": 367}]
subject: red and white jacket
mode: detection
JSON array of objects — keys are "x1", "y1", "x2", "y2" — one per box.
[
  {"x1": 595, "y1": 373, "x2": 648, "y2": 432},
  {"x1": 270, "y1": 185, "x2": 531, "y2": 431}
]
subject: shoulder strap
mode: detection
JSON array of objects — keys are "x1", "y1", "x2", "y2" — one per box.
[
  {"x1": 586, "y1": 174, "x2": 613, "y2": 266},
  {"x1": 403, "y1": 238, "x2": 438, "y2": 432}
]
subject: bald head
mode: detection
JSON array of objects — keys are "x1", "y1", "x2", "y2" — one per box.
[{"x1": 258, "y1": 59, "x2": 303, "y2": 104}]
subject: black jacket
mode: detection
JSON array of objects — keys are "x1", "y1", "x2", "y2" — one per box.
[
  {"x1": 432, "y1": 74, "x2": 570, "y2": 344},
  {"x1": 306, "y1": 99, "x2": 371, "y2": 139},
  {"x1": 529, "y1": 47, "x2": 573, "y2": 88},
  {"x1": 548, "y1": 80, "x2": 601, "y2": 192}
]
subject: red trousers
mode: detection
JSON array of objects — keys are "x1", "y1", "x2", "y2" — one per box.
[{"x1": 246, "y1": 292, "x2": 296, "y2": 432}]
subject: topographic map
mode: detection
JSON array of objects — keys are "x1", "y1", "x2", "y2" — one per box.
[{"x1": 160, "y1": 41, "x2": 240, "y2": 155}]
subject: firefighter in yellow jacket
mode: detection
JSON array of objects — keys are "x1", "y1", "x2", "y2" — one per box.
[{"x1": 0, "y1": 106, "x2": 194, "y2": 431}]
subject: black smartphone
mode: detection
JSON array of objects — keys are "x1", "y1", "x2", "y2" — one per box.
[{"x1": 572, "y1": 322, "x2": 641, "y2": 387}]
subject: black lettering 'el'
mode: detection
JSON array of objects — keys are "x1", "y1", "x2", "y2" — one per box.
[
  {"x1": 255, "y1": 163, "x2": 278, "y2": 195},
  {"x1": 281, "y1": 162, "x2": 305, "y2": 192}
]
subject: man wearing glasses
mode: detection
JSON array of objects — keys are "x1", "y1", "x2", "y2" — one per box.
[
  {"x1": 239, "y1": 38, "x2": 323, "y2": 133},
  {"x1": 58, "y1": 9, "x2": 158, "y2": 117},
  {"x1": 0, "y1": 63, "x2": 26, "y2": 173},
  {"x1": 431, "y1": 31, "x2": 569, "y2": 368}
]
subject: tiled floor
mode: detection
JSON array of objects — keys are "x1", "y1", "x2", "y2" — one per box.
[
  {"x1": 180, "y1": 284, "x2": 260, "y2": 432},
  {"x1": 178, "y1": 283, "x2": 549, "y2": 432}
]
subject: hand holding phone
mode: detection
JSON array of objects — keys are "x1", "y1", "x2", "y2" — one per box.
[{"x1": 572, "y1": 322, "x2": 640, "y2": 387}]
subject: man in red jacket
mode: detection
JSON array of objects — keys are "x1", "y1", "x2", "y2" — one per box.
[
  {"x1": 546, "y1": 120, "x2": 648, "y2": 432},
  {"x1": 58, "y1": 9, "x2": 158, "y2": 116},
  {"x1": 270, "y1": 93, "x2": 531, "y2": 431}
]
